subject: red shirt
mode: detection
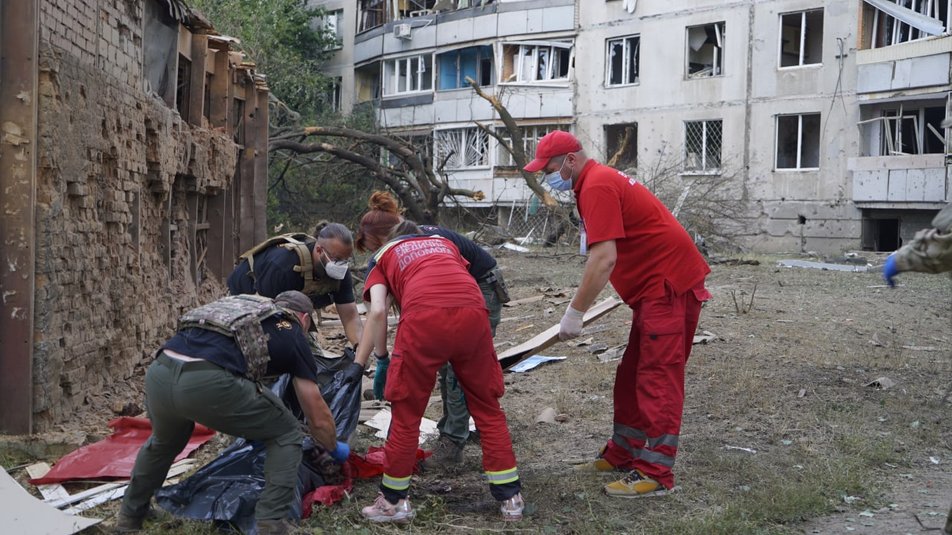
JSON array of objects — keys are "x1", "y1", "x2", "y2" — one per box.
[
  {"x1": 573, "y1": 160, "x2": 710, "y2": 304},
  {"x1": 363, "y1": 236, "x2": 486, "y2": 314}
]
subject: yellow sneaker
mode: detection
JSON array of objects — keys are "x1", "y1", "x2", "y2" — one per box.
[
  {"x1": 604, "y1": 470, "x2": 673, "y2": 498},
  {"x1": 572, "y1": 458, "x2": 618, "y2": 472}
]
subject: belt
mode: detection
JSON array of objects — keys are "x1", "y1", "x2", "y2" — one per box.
[
  {"x1": 157, "y1": 351, "x2": 222, "y2": 372},
  {"x1": 478, "y1": 267, "x2": 499, "y2": 284}
]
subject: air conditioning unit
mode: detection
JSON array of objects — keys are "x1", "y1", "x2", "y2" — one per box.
[{"x1": 393, "y1": 23, "x2": 412, "y2": 39}]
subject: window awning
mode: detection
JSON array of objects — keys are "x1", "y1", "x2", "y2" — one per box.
[{"x1": 864, "y1": 0, "x2": 945, "y2": 36}]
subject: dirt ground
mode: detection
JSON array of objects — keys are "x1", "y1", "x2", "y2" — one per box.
[{"x1": 6, "y1": 248, "x2": 952, "y2": 534}]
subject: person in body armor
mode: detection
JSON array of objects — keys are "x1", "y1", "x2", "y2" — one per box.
[
  {"x1": 354, "y1": 191, "x2": 510, "y2": 470},
  {"x1": 227, "y1": 223, "x2": 364, "y2": 357},
  {"x1": 116, "y1": 291, "x2": 348, "y2": 535}
]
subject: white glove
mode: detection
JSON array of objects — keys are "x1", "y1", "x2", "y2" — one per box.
[{"x1": 559, "y1": 306, "x2": 585, "y2": 340}]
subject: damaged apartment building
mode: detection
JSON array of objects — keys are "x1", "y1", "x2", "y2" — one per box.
[
  {"x1": 313, "y1": 0, "x2": 951, "y2": 253},
  {"x1": 0, "y1": 0, "x2": 270, "y2": 434}
]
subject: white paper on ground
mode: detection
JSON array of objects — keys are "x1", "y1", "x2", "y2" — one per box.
[
  {"x1": 364, "y1": 409, "x2": 439, "y2": 445},
  {"x1": 509, "y1": 355, "x2": 567, "y2": 373}
]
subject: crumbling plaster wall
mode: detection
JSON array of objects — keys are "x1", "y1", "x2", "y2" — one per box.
[{"x1": 33, "y1": 0, "x2": 238, "y2": 430}]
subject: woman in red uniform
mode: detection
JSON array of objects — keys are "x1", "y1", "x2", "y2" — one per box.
[{"x1": 352, "y1": 192, "x2": 524, "y2": 523}]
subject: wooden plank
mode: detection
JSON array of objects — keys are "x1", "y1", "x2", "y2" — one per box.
[
  {"x1": 497, "y1": 297, "x2": 622, "y2": 370},
  {"x1": 503, "y1": 295, "x2": 543, "y2": 307},
  {"x1": 24, "y1": 463, "x2": 70, "y2": 502}
]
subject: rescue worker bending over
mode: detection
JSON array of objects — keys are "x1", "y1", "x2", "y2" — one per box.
[
  {"x1": 350, "y1": 191, "x2": 525, "y2": 523},
  {"x1": 227, "y1": 223, "x2": 364, "y2": 357},
  {"x1": 117, "y1": 291, "x2": 348, "y2": 535},
  {"x1": 354, "y1": 191, "x2": 510, "y2": 470},
  {"x1": 882, "y1": 202, "x2": 952, "y2": 287}
]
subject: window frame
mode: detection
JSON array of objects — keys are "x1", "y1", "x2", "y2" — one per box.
[
  {"x1": 382, "y1": 54, "x2": 434, "y2": 97},
  {"x1": 775, "y1": 113, "x2": 821, "y2": 171},
  {"x1": 685, "y1": 22, "x2": 725, "y2": 79},
  {"x1": 495, "y1": 124, "x2": 569, "y2": 167},
  {"x1": 434, "y1": 127, "x2": 490, "y2": 169},
  {"x1": 436, "y1": 46, "x2": 494, "y2": 91},
  {"x1": 605, "y1": 34, "x2": 641, "y2": 87},
  {"x1": 777, "y1": 9, "x2": 823, "y2": 69},
  {"x1": 322, "y1": 9, "x2": 345, "y2": 50},
  {"x1": 501, "y1": 41, "x2": 574, "y2": 84},
  {"x1": 683, "y1": 119, "x2": 723, "y2": 174}
]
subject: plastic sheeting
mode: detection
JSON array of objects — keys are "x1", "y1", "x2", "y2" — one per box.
[
  {"x1": 155, "y1": 362, "x2": 363, "y2": 533},
  {"x1": 29, "y1": 417, "x2": 215, "y2": 485}
]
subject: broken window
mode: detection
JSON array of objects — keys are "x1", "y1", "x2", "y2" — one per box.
[
  {"x1": 321, "y1": 77, "x2": 343, "y2": 112},
  {"x1": 779, "y1": 9, "x2": 823, "y2": 67},
  {"x1": 862, "y1": 0, "x2": 950, "y2": 49},
  {"x1": 434, "y1": 127, "x2": 489, "y2": 169},
  {"x1": 355, "y1": 62, "x2": 381, "y2": 103},
  {"x1": 776, "y1": 113, "x2": 821, "y2": 170},
  {"x1": 501, "y1": 42, "x2": 572, "y2": 83},
  {"x1": 318, "y1": 9, "x2": 344, "y2": 49},
  {"x1": 686, "y1": 22, "x2": 724, "y2": 78},
  {"x1": 176, "y1": 54, "x2": 191, "y2": 119},
  {"x1": 437, "y1": 46, "x2": 493, "y2": 90},
  {"x1": 606, "y1": 35, "x2": 640, "y2": 86},
  {"x1": 862, "y1": 105, "x2": 947, "y2": 155},
  {"x1": 495, "y1": 124, "x2": 568, "y2": 167},
  {"x1": 684, "y1": 119, "x2": 722, "y2": 172},
  {"x1": 383, "y1": 54, "x2": 433, "y2": 96},
  {"x1": 144, "y1": 0, "x2": 179, "y2": 107},
  {"x1": 358, "y1": 0, "x2": 387, "y2": 32},
  {"x1": 605, "y1": 123, "x2": 638, "y2": 169}
]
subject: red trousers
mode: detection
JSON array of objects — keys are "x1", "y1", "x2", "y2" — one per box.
[
  {"x1": 382, "y1": 307, "x2": 519, "y2": 498},
  {"x1": 601, "y1": 282, "x2": 708, "y2": 488}
]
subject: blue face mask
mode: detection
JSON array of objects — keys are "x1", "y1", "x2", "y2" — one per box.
[{"x1": 544, "y1": 157, "x2": 573, "y2": 191}]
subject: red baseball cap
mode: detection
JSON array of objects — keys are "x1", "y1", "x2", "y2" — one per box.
[{"x1": 523, "y1": 131, "x2": 582, "y2": 173}]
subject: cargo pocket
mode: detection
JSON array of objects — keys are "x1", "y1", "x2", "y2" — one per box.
[
  {"x1": 383, "y1": 355, "x2": 410, "y2": 402},
  {"x1": 640, "y1": 315, "x2": 685, "y2": 366}
]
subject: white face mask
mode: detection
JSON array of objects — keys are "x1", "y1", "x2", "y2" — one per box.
[
  {"x1": 544, "y1": 157, "x2": 573, "y2": 191},
  {"x1": 322, "y1": 250, "x2": 350, "y2": 280}
]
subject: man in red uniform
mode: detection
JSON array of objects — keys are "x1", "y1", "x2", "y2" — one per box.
[
  {"x1": 524, "y1": 130, "x2": 711, "y2": 497},
  {"x1": 353, "y1": 233, "x2": 524, "y2": 522}
]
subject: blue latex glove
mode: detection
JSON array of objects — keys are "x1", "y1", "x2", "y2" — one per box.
[
  {"x1": 373, "y1": 356, "x2": 390, "y2": 401},
  {"x1": 883, "y1": 254, "x2": 899, "y2": 288},
  {"x1": 330, "y1": 441, "x2": 350, "y2": 464}
]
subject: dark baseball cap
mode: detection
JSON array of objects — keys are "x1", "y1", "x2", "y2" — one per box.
[
  {"x1": 523, "y1": 130, "x2": 582, "y2": 173},
  {"x1": 274, "y1": 291, "x2": 317, "y2": 331}
]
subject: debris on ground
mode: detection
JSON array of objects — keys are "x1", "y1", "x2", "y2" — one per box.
[
  {"x1": 777, "y1": 259, "x2": 869, "y2": 272},
  {"x1": 508, "y1": 355, "x2": 566, "y2": 373}
]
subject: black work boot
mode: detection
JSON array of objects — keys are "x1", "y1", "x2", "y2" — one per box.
[
  {"x1": 256, "y1": 518, "x2": 291, "y2": 535},
  {"x1": 425, "y1": 435, "x2": 464, "y2": 472},
  {"x1": 114, "y1": 512, "x2": 145, "y2": 533}
]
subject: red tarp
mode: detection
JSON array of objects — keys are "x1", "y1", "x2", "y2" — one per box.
[
  {"x1": 300, "y1": 447, "x2": 431, "y2": 515},
  {"x1": 29, "y1": 417, "x2": 215, "y2": 485}
]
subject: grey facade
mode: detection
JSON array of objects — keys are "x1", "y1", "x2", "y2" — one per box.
[{"x1": 313, "y1": 0, "x2": 951, "y2": 254}]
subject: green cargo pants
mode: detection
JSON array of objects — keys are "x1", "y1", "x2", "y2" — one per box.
[
  {"x1": 436, "y1": 276, "x2": 502, "y2": 445},
  {"x1": 120, "y1": 352, "x2": 303, "y2": 521}
]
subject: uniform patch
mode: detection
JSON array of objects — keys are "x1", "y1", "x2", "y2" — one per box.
[{"x1": 275, "y1": 320, "x2": 293, "y2": 330}]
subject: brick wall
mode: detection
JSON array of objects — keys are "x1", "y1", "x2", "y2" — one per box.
[{"x1": 32, "y1": 0, "x2": 246, "y2": 429}]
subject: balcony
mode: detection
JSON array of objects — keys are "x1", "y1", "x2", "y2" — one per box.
[{"x1": 849, "y1": 154, "x2": 949, "y2": 207}]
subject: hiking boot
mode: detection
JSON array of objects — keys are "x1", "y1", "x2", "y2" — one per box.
[
  {"x1": 425, "y1": 435, "x2": 464, "y2": 471},
  {"x1": 361, "y1": 492, "x2": 414, "y2": 523},
  {"x1": 114, "y1": 512, "x2": 145, "y2": 533},
  {"x1": 572, "y1": 458, "x2": 618, "y2": 472},
  {"x1": 255, "y1": 519, "x2": 293, "y2": 535},
  {"x1": 499, "y1": 492, "x2": 525, "y2": 521},
  {"x1": 604, "y1": 470, "x2": 674, "y2": 498}
]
